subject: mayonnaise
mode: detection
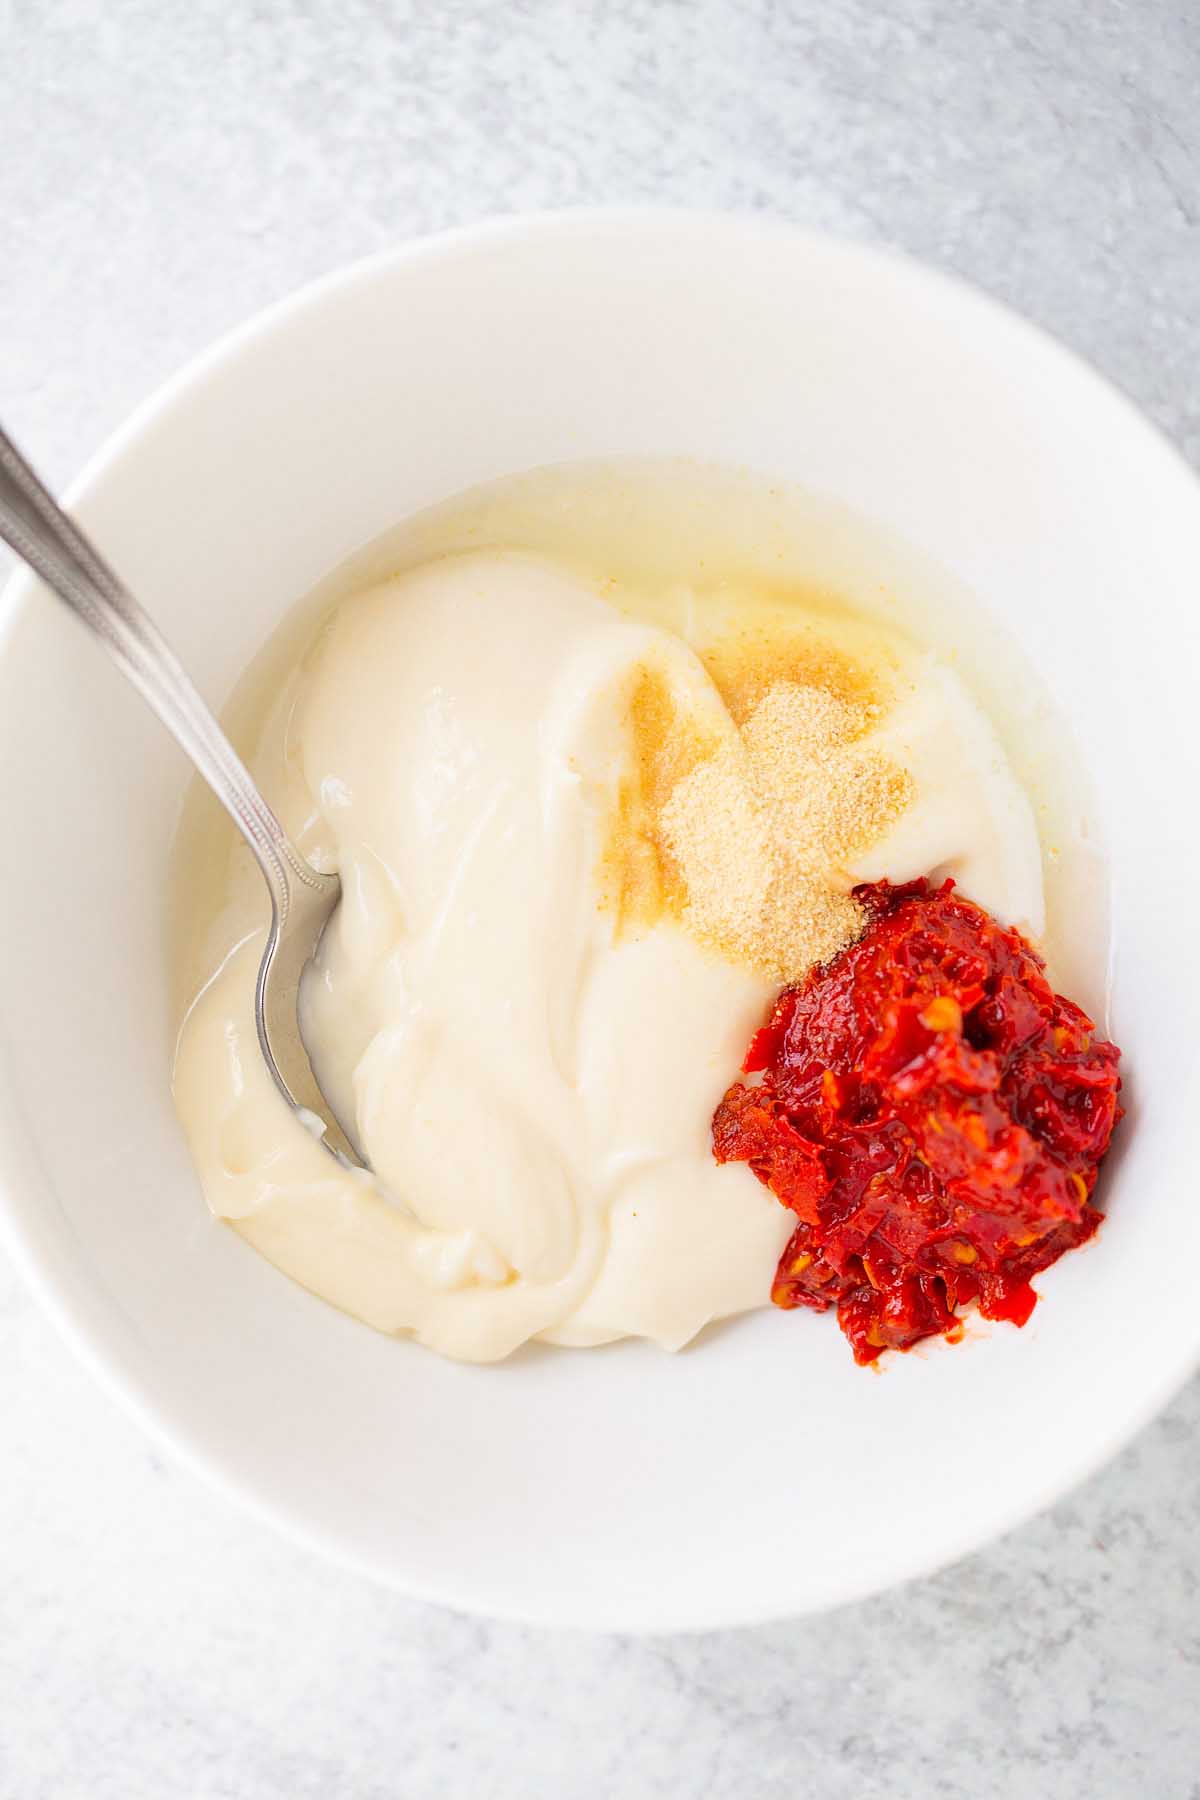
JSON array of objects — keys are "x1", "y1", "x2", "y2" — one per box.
[{"x1": 172, "y1": 549, "x2": 1043, "y2": 1362}]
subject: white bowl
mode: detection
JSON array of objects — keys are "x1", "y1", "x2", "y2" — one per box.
[{"x1": 1, "y1": 211, "x2": 1198, "y2": 1632}]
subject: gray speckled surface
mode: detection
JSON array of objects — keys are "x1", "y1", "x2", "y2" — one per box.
[{"x1": 3, "y1": 2, "x2": 1199, "y2": 1795}]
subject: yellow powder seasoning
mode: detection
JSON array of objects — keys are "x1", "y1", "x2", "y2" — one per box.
[
  {"x1": 596, "y1": 662, "x2": 722, "y2": 935},
  {"x1": 601, "y1": 640, "x2": 914, "y2": 984}
]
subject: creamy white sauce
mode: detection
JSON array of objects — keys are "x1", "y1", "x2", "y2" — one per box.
[{"x1": 172, "y1": 538, "x2": 1044, "y2": 1363}]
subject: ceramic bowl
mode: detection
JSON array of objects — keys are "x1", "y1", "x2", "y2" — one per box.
[{"x1": 2, "y1": 211, "x2": 1198, "y2": 1630}]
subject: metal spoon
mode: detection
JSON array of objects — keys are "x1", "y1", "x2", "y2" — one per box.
[{"x1": 0, "y1": 424, "x2": 359, "y2": 1167}]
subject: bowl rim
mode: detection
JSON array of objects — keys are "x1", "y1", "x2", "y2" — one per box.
[{"x1": 2, "y1": 205, "x2": 1200, "y2": 1631}]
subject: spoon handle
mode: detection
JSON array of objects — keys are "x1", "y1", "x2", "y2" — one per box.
[{"x1": 0, "y1": 424, "x2": 320, "y2": 917}]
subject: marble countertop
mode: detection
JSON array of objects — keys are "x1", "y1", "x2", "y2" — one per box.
[{"x1": 3, "y1": 2, "x2": 1199, "y2": 1794}]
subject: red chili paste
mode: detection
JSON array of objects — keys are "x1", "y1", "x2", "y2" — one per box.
[{"x1": 712, "y1": 880, "x2": 1122, "y2": 1363}]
